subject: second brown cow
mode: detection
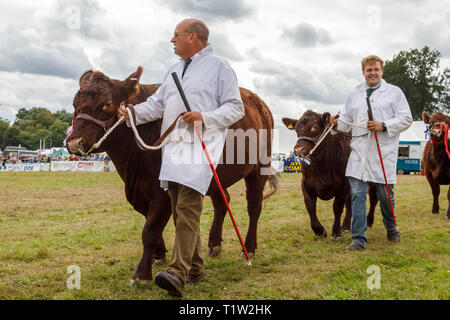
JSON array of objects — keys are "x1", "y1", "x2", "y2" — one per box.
[{"x1": 283, "y1": 110, "x2": 378, "y2": 237}]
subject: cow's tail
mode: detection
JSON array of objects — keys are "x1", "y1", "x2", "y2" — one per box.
[{"x1": 263, "y1": 168, "x2": 280, "y2": 200}]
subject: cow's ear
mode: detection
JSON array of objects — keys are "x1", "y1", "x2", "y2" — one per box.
[
  {"x1": 123, "y1": 66, "x2": 143, "y2": 97},
  {"x1": 321, "y1": 112, "x2": 331, "y2": 125},
  {"x1": 422, "y1": 111, "x2": 430, "y2": 124},
  {"x1": 282, "y1": 117, "x2": 297, "y2": 130},
  {"x1": 79, "y1": 70, "x2": 93, "y2": 87}
]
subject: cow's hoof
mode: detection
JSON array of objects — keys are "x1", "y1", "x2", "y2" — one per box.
[
  {"x1": 432, "y1": 212, "x2": 439, "y2": 215},
  {"x1": 129, "y1": 278, "x2": 149, "y2": 287},
  {"x1": 331, "y1": 234, "x2": 341, "y2": 239},
  {"x1": 342, "y1": 229, "x2": 350, "y2": 233},
  {"x1": 320, "y1": 230, "x2": 327, "y2": 238},
  {"x1": 208, "y1": 245, "x2": 222, "y2": 257},
  {"x1": 446, "y1": 215, "x2": 449, "y2": 220},
  {"x1": 153, "y1": 257, "x2": 167, "y2": 266}
]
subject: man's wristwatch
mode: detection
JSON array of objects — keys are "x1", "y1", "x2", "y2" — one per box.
[{"x1": 382, "y1": 122, "x2": 387, "y2": 132}]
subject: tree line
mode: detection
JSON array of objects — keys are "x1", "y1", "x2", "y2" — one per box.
[
  {"x1": 383, "y1": 46, "x2": 450, "y2": 120},
  {"x1": 0, "y1": 108, "x2": 73, "y2": 150},
  {"x1": 0, "y1": 46, "x2": 448, "y2": 151}
]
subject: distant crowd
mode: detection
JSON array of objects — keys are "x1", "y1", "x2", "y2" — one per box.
[{"x1": 272, "y1": 152, "x2": 301, "y2": 162}]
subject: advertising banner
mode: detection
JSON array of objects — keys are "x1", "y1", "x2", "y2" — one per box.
[
  {"x1": 3, "y1": 163, "x2": 41, "y2": 171},
  {"x1": 283, "y1": 160, "x2": 303, "y2": 173},
  {"x1": 1, "y1": 161, "x2": 116, "y2": 172},
  {"x1": 50, "y1": 161, "x2": 106, "y2": 172}
]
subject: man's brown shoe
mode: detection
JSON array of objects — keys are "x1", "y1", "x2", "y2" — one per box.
[
  {"x1": 155, "y1": 271, "x2": 184, "y2": 297},
  {"x1": 187, "y1": 272, "x2": 205, "y2": 284}
]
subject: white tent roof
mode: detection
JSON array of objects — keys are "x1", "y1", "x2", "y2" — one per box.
[{"x1": 399, "y1": 121, "x2": 427, "y2": 142}]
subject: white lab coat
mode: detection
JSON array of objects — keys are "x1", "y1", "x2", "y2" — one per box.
[
  {"x1": 130, "y1": 45, "x2": 244, "y2": 195},
  {"x1": 337, "y1": 79, "x2": 412, "y2": 184}
]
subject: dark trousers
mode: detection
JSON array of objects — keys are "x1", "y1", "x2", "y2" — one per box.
[{"x1": 166, "y1": 182, "x2": 205, "y2": 283}]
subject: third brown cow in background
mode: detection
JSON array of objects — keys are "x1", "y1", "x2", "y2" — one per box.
[{"x1": 422, "y1": 111, "x2": 450, "y2": 219}]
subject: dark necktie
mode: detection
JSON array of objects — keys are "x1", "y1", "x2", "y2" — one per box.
[
  {"x1": 182, "y1": 58, "x2": 192, "y2": 78},
  {"x1": 366, "y1": 87, "x2": 376, "y2": 97}
]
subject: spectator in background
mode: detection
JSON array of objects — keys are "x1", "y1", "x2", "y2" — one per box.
[
  {"x1": 1, "y1": 156, "x2": 6, "y2": 170},
  {"x1": 104, "y1": 159, "x2": 110, "y2": 172},
  {"x1": 289, "y1": 151, "x2": 296, "y2": 162}
]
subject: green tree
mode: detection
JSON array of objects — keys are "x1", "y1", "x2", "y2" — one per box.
[
  {"x1": 0, "y1": 118, "x2": 10, "y2": 150},
  {"x1": 14, "y1": 107, "x2": 55, "y2": 132},
  {"x1": 49, "y1": 119, "x2": 69, "y2": 148},
  {"x1": 28, "y1": 129, "x2": 52, "y2": 150},
  {"x1": 383, "y1": 46, "x2": 450, "y2": 120},
  {"x1": 34, "y1": 108, "x2": 54, "y2": 129},
  {"x1": 2, "y1": 126, "x2": 23, "y2": 148},
  {"x1": 15, "y1": 108, "x2": 34, "y2": 122},
  {"x1": 53, "y1": 110, "x2": 74, "y2": 125},
  {"x1": 2, "y1": 108, "x2": 73, "y2": 150}
]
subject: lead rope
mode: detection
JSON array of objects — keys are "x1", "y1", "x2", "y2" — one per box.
[
  {"x1": 86, "y1": 107, "x2": 186, "y2": 155},
  {"x1": 304, "y1": 117, "x2": 373, "y2": 181},
  {"x1": 336, "y1": 118, "x2": 372, "y2": 181},
  {"x1": 304, "y1": 124, "x2": 334, "y2": 162},
  {"x1": 126, "y1": 107, "x2": 185, "y2": 150},
  {"x1": 86, "y1": 116, "x2": 127, "y2": 155},
  {"x1": 304, "y1": 118, "x2": 370, "y2": 162}
]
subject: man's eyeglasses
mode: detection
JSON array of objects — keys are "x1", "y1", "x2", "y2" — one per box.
[{"x1": 173, "y1": 32, "x2": 193, "y2": 39}]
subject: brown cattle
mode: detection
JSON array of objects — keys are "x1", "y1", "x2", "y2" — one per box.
[
  {"x1": 421, "y1": 111, "x2": 450, "y2": 218},
  {"x1": 282, "y1": 110, "x2": 378, "y2": 237},
  {"x1": 66, "y1": 67, "x2": 278, "y2": 282}
]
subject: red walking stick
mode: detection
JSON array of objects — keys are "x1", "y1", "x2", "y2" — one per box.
[
  {"x1": 171, "y1": 72, "x2": 252, "y2": 265},
  {"x1": 366, "y1": 97, "x2": 398, "y2": 229}
]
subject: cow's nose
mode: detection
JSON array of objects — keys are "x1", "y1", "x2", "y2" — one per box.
[
  {"x1": 294, "y1": 146, "x2": 304, "y2": 156},
  {"x1": 431, "y1": 128, "x2": 441, "y2": 136},
  {"x1": 67, "y1": 137, "x2": 84, "y2": 154}
]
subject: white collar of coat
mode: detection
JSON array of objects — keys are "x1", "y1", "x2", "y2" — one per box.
[
  {"x1": 179, "y1": 44, "x2": 213, "y2": 62},
  {"x1": 359, "y1": 79, "x2": 387, "y2": 93}
]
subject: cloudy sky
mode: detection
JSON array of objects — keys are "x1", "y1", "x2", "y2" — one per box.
[{"x1": 0, "y1": 0, "x2": 449, "y2": 153}]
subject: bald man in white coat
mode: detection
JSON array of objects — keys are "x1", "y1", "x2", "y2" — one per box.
[{"x1": 118, "y1": 19, "x2": 244, "y2": 296}]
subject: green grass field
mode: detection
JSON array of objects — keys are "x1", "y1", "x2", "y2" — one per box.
[{"x1": 0, "y1": 172, "x2": 448, "y2": 300}]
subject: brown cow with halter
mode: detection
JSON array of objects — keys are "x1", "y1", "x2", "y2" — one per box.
[
  {"x1": 421, "y1": 111, "x2": 450, "y2": 219},
  {"x1": 66, "y1": 66, "x2": 278, "y2": 283},
  {"x1": 282, "y1": 110, "x2": 378, "y2": 237}
]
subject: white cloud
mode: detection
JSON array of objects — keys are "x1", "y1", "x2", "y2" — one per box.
[
  {"x1": 0, "y1": 71, "x2": 78, "y2": 121},
  {"x1": 282, "y1": 22, "x2": 333, "y2": 48},
  {"x1": 413, "y1": 7, "x2": 450, "y2": 57},
  {"x1": 163, "y1": 0, "x2": 253, "y2": 21}
]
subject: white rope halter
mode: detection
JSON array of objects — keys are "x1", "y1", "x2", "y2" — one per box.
[{"x1": 87, "y1": 108, "x2": 190, "y2": 155}]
